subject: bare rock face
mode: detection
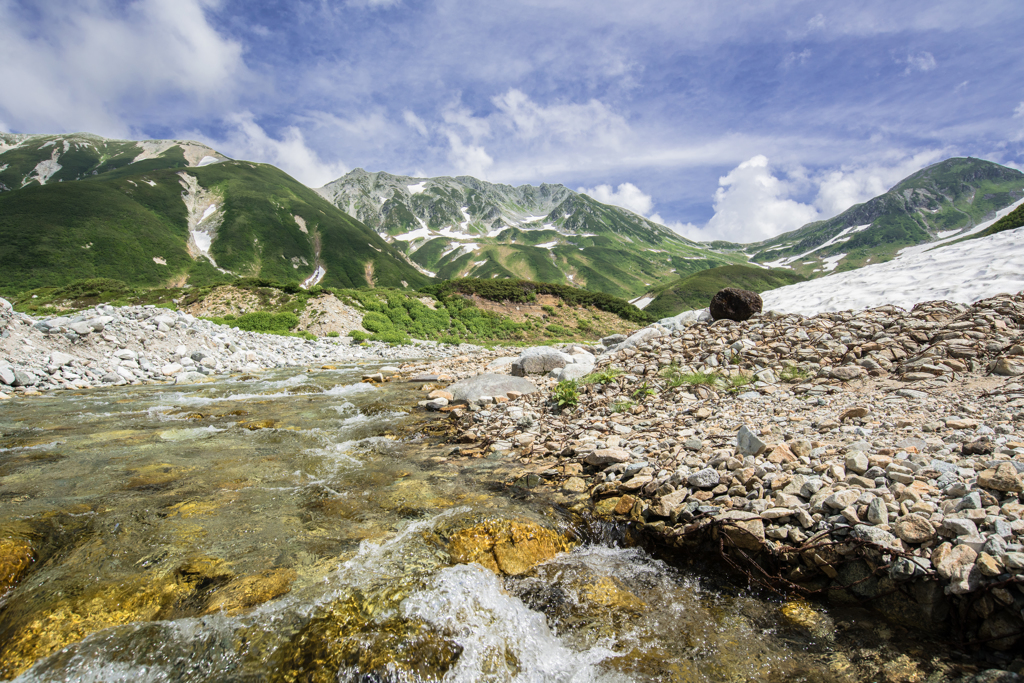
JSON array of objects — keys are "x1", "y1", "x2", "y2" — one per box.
[{"x1": 709, "y1": 288, "x2": 762, "y2": 322}]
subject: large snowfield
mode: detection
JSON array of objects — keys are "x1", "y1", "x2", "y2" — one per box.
[{"x1": 760, "y1": 226, "x2": 1024, "y2": 315}]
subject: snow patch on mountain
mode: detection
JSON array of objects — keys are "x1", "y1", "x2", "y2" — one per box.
[
  {"x1": 179, "y1": 172, "x2": 228, "y2": 272},
  {"x1": 762, "y1": 226, "x2": 1024, "y2": 315}
]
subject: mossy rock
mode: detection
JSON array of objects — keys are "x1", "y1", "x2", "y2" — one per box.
[{"x1": 444, "y1": 518, "x2": 574, "y2": 576}]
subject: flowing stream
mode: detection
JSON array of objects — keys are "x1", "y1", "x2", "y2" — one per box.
[{"x1": 0, "y1": 364, "x2": 957, "y2": 682}]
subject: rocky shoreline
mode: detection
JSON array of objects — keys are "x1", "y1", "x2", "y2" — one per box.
[{"x1": 426, "y1": 292, "x2": 1024, "y2": 667}]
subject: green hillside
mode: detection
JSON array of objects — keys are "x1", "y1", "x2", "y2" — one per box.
[
  {"x1": 747, "y1": 158, "x2": 1024, "y2": 276},
  {"x1": 642, "y1": 264, "x2": 807, "y2": 319},
  {"x1": 0, "y1": 135, "x2": 431, "y2": 295}
]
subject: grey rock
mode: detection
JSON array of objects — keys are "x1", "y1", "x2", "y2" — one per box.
[
  {"x1": 895, "y1": 389, "x2": 929, "y2": 399},
  {"x1": 600, "y1": 333, "x2": 627, "y2": 346},
  {"x1": 447, "y1": 373, "x2": 538, "y2": 403},
  {"x1": 12, "y1": 369, "x2": 36, "y2": 386},
  {"x1": 687, "y1": 468, "x2": 720, "y2": 488},
  {"x1": 511, "y1": 347, "x2": 573, "y2": 376},
  {"x1": 68, "y1": 322, "x2": 93, "y2": 335},
  {"x1": 825, "y1": 489, "x2": 860, "y2": 510},
  {"x1": 867, "y1": 498, "x2": 889, "y2": 525},
  {"x1": 849, "y1": 524, "x2": 900, "y2": 549},
  {"x1": 0, "y1": 365, "x2": 14, "y2": 386},
  {"x1": 845, "y1": 452, "x2": 869, "y2": 474},
  {"x1": 943, "y1": 518, "x2": 979, "y2": 536},
  {"x1": 50, "y1": 351, "x2": 75, "y2": 367},
  {"x1": 174, "y1": 371, "x2": 210, "y2": 385},
  {"x1": 583, "y1": 448, "x2": 631, "y2": 466},
  {"x1": 956, "y1": 492, "x2": 982, "y2": 511},
  {"x1": 736, "y1": 425, "x2": 767, "y2": 456}
]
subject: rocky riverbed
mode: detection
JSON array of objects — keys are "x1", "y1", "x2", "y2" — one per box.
[{"x1": 3, "y1": 291, "x2": 1024, "y2": 676}]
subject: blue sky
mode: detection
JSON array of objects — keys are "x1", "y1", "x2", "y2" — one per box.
[{"x1": 2, "y1": 0, "x2": 1023, "y2": 243}]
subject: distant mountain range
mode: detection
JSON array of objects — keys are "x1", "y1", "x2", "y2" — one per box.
[
  {"x1": 2, "y1": 132, "x2": 1022, "y2": 315},
  {"x1": 315, "y1": 169, "x2": 743, "y2": 298}
]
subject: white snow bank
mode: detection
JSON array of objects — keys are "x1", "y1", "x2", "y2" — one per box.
[
  {"x1": 762, "y1": 226, "x2": 1024, "y2": 315},
  {"x1": 197, "y1": 156, "x2": 220, "y2": 167},
  {"x1": 407, "y1": 182, "x2": 427, "y2": 194},
  {"x1": 631, "y1": 296, "x2": 654, "y2": 310}
]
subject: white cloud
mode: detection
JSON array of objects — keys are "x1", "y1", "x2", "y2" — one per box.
[
  {"x1": 1015, "y1": 102, "x2": 1024, "y2": 118},
  {"x1": 205, "y1": 112, "x2": 348, "y2": 187},
  {"x1": 807, "y1": 13, "x2": 826, "y2": 31},
  {"x1": 493, "y1": 89, "x2": 629, "y2": 147},
  {"x1": 703, "y1": 155, "x2": 820, "y2": 243},
  {"x1": 782, "y1": 49, "x2": 812, "y2": 67},
  {"x1": 403, "y1": 110, "x2": 429, "y2": 136},
  {"x1": 811, "y1": 149, "x2": 946, "y2": 215},
  {"x1": 444, "y1": 131, "x2": 494, "y2": 178},
  {"x1": 903, "y1": 51, "x2": 937, "y2": 74},
  {"x1": 577, "y1": 182, "x2": 654, "y2": 216},
  {"x1": 0, "y1": 0, "x2": 245, "y2": 136}
]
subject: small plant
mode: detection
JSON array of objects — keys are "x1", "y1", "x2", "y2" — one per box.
[
  {"x1": 666, "y1": 370, "x2": 720, "y2": 388},
  {"x1": 726, "y1": 374, "x2": 753, "y2": 393},
  {"x1": 326, "y1": 331, "x2": 340, "y2": 338},
  {"x1": 348, "y1": 330, "x2": 369, "y2": 343},
  {"x1": 780, "y1": 365, "x2": 810, "y2": 382},
  {"x1": 581, "y1": 368, "x2": 623, "y2": 385},
  {"x1": 552, "y1": 380, "x2": 580, "y2": 409},
  {"x1": 611, "y1": 400, "x2": 634, "y2": 413},
  {"x1": 729, "y1": 353, "x2": 742, "y2": 365},
  {"x1": 541, "y1": 305, "x2": 556, "y2": 315},
  {"x1": 630, "y1": 382, "x2": 656, "y2": 402}
]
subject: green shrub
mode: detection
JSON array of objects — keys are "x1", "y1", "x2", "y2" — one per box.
[
  {"x1": 370, "y1": 330, "x2": 411, "y2": 345},
  {"x1": 362, "y1": 311, "x2": 393, "y2": 333},
  {"x1": 726, "y1": 374, "x2": 754, "y2": 393},
  {"x1": 228, "y1": 311, "x2": 299, "y2": 333},
  {"x1": 545, "y1": 324, "x2": 570, "y2": 336},
  {"x1": 348, "y1": 330, "x2": 369, "y2": 342},
  {"x1": 552, "y1": 380, "x2": 580, "y2": 409},
  {"x1": 541, "y1": 305, "x2": 556, "y2": 315},
  {"x1": 630, "y1": 382, "x2": 656, "y2": 402},
  {"x1": 326, "y1": 331, "x2": 340, "y2": 338}
]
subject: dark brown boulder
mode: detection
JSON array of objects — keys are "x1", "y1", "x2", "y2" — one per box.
[{"x1": 709, "y1": 288, "x2": 762, "y2": 322}]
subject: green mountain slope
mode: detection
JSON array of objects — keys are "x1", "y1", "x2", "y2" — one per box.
[
  {"x1": 0, "y1": 134, "x2": 431, "y2": 294},
  {"x1": 746, "y1": 158, "x2": 1024, "y2": 276},
  {"x1": 641, "y1": 265, "x2": 807, "y2": 319},
  {"x1": 316, "y1": 169, "x2": 745, "y2": 298}
]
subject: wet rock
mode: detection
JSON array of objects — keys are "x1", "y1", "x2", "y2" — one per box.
[
  {"x1": 709, "y1": 288, "x2": 762, "y2": 322},
  {"x1": 0, "y1": 538, "x2": 34, "y2": 595},
  {"x1": 446, "y1": 519, "x2": 574, "y2": 576},
  {"x1": 204, "y1": 568, "x2": 297, "y2": 615},
  {"x1": 718, "y1": 510, "x2": 765, "y2": 551}
]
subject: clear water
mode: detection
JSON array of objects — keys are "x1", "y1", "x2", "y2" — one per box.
[{"x1": 0, "y1": 365, "x2": 956, "y2": 682}]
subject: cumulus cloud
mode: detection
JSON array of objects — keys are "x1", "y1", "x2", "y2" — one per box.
[
  {"x1": 702, "y1": 155, "x2": 820, "y2": 243},
  {"x1": 203, "y1": 112, "x2": 348, "y2": 187},
  {"x1": 493, "y1": 89, "x2": 630, "y2": 147},
  {"x1": 577, "y1": 183, "x2": 654, "y2": 216},
  {"x1": 812, "y1": 149, "x2": 946, "y2": 215},
  {"x1": 0, "y1": 0, "x2": 245, "y2": 136},
  {"x1": 903, "y1": 51, "x2": 937, "y2": 74},
  {"x1": 444, "y1": 131, "x2": 494, "y2": 178}
]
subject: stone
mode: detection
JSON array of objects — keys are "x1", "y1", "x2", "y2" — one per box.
[
  {"x1": 736, "y1": 425, "x2": 767, "y2": 456},
  {"x1": 174, "y1": 371, "x2": 210, "y2": 385},
  {"x1": 709, "y1": 288, "x2": 762, "y2": 322},
  {"x1": 848, "y1": 524, "x2": 900, "y2": 550},
  {"x1": 49, "y1": 351, "x2": 75, "y2": 367},
  {"x1": 943, "y1": 518, "x2": 978, "y2": 537},
  {"x1": 845, "y1": 452, "x2": 869, "y2": 474},
  {"x1": 687, "y1": 468, "x2": 720, "y2": 488},
  {"x1": 447, "y1": 373, "x2": 538, "y2": 404},
  {"x1": 718, "y1": 510, "x2": 765, "y2": 550},
  {"x1": 161, "y1": 363, "x2": 183, "y2": 376},
  {"x1": 976, "y1": 552, "x2": 1002, "y2": 577},
  {"x1": 448, "y1": 519, "x2": 574, "y2": 576},
  {"x1": 893, "y1": 513, "x2": 936, "y2": 544},
  {"x1": 831, "y1": 366, "x2": 866, "y2": 381},
  {"x1": 510, "y1": 347, "x2": 574, "y2": 376},
  {"x1": 582, "y1": 448, "x2": 631, "y2": 466},
  {"x1": 977, "y1": 463, "x2": 1023, "y2": 492},
  {"x1": 825, "y1": 489, "x2": 860, "y2": 510},
  {"x1": 203, "y1": 568, "x2": 297, "y2": 615},
  {"x1": 840, "y1": 406, "x2": 870, "y2": 420},
  {"x1": 867, "y1": 498, "x2": 889, "y2": 525},
  {"x1": 992, "y1": 358, "x2": 1024, "y2": 376},
  {"x1": 935, "y1": 544, "x2": 977, "y2": 580},
  {"x1": 0, "y1": 365, "x2": 16, "y2": 386},
  {"x1": 766, "y1": 443, "x2": 796, "y2": 464},
  {"x1": 0, "y1": 538, "x2": 34, "y2": 595}
]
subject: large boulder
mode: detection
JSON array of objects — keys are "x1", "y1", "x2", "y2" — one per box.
[
  {"x1": 447, "y1": 373, "x2": 538, "y2": 404},
  {"x1": 709, "y1": 288, "x2": 762, "y2": 322},
  {"x1": 510, "y1": 347, "x2": 574, "y2": 376}
]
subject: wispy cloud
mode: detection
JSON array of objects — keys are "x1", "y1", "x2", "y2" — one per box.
[{"x1": 902, "y1": 51, "x2": 937, "y2": 74}]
